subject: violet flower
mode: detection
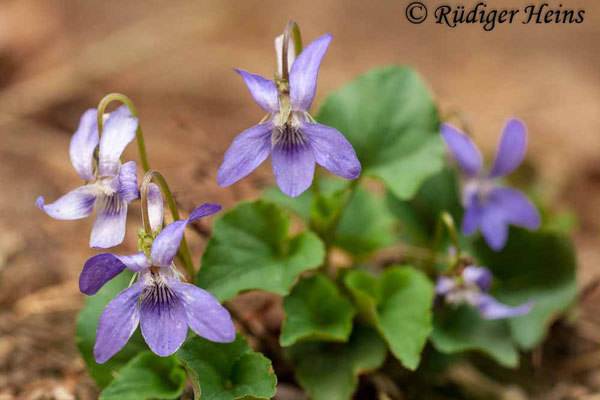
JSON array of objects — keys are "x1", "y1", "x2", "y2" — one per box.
[
  {"x1": 435, "y1": 266, "x2": 532, "y2": 319},
  {"x1": 441, "y1": 119, "x2": 541, "y2": 251},
  {"x1": 79, "y1": 185, "x2": 234, "y2": 363},
  {"x1": 217, "y1": 33, "x2": 361, "y2": 197},
  {"x1": 36, "y1": 106, "x2": 139, "y2": 248}
]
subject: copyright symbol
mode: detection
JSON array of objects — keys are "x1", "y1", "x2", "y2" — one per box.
[{"x1": 406, "y1": 2, "x2": 428, "y2": 24}]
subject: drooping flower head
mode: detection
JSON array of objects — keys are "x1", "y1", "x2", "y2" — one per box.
[
  {"x1": 79, "y1": 184, "x2": 234, "y2": 363},
  {"x1": 435, "y1": 266, "x2": 532, "y2": 319},
  {"x1": 36, "y1": 106, "x2": 139, "y2": 248},
  {"x1": 441, "y1": 119, "x2": 541, "y2": 251},
  {"x1": 217, "y1": 31, "x2": 361, "y2": 197}
]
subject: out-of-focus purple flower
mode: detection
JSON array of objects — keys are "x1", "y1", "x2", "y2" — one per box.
[
  {"x1": 435, "y1": 266, "x2": 532, "y2": 320},
  {"x1": 441, "y1": 119, "x2": 541, "y2": 251},
  {"x1": 79, "y1": 193, "x2": 234, "y2": 363},
  {"x1": 36, "y1": 106, "x2": 140, "y2": 249},
  {"x1": 217, "y1": 33, "x2": 361, "y2": 197}
]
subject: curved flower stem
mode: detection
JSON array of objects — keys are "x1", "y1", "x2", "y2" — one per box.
[
  {"x1": 281, "y1": 20, "x2": 303, "y2": 82},
  {"x1": 431, "y1": 211, "x2": 461, "y2": 270},
  {"x1": 140, "y1": 170, "x2": 195, "y2": 280},
  {"x1": 97, "y1": 93, "x2": 151, "y2": 172}
]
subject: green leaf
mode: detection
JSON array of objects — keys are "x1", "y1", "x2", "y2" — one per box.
[
  {"x1": 100, "y1": 352, "x2": 186, "y2": 400},
  {"x1": 76, "y1": 271, "x2": 147, "y2": 388},
  {"x1": 263, "y1": 187, "x2": 313, "y2": 222},
  {"x1": 197, "y1": 200, "x2": 325, "y2": 302},
  {"x1": 344, "y1": 266, "x2": 434, "y2": 370},
  {"x1": 474, "y1": 228, "x2": 577, "y2": 349},
  {"x1": 287, "y1": 326, "x2": 387, "y2": 400},
  {"x1": 342, "y1": 270, "x2": 380, "y2": 325},
  {"x1": 177, "y1": 334, "x2": 277, "y2": 400},
  {"x1": 430, "y1": 306, "x2": 519, "y2": 368},
  {"x1": 334, "y1": 186, "x2": 396, "y2": 256},
  {"x1": 386, "y1": 167, "x2": 462, "y2": 247},
  {"x1": 317, "y1": 66, "x2": 444, "y2": 200},
  {"x1": 280, "y1": 274, "x2": 356, "y2": 346},
  {"x1": 265, "y1": 180, "x2": 396, "y2": 257}
]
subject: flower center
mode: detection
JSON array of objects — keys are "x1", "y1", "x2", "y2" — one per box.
[
  {"x1": 96, "y1": 191, "x2": 123, "y2": 216},
  {"x1": 141, "y1": 270, "x2": 177, "y2": 308},
  {"x1": 462, "y1": 178, "x2": 495, "y2": 206},
  {"x1": 272, "y1": 123, "x2": 307, "y2": 149},
  {"x1": 272, "y1": 112, "x2": 309, "y2": 149}
]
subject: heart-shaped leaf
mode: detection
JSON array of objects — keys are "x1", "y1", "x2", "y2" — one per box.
[
  {"x1": 177, "y1": 334, "x2": 277, "y2": 400},
  {"x1": 344, "y1": 266, "x2": 434, "y2": 370},
  {"x1": 196, "y1": 200, "x2": 325, "y2": 302},
  {"x1": 280, "y1": 273, "x2": 356, "y2": 346},
  {"x1": 474, "y1": 228, "x2": 577, "y2": 349},
  {"x1": 430, "y1": 306, "x2": 519, "y2": 368},
  {"x1": 100, "y1": 352, "x2": 186, "y2": 400},
  {"x1": 317, "y1": 66, "x2": 444, "y2": 200}
]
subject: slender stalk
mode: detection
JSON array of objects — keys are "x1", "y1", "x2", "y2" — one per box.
[
  {"x1": 97, "y1": 93, "x2": 151, "y2": 172},
  {"x1": 140, "y1": 170, "x2": 195, "y2": 280},
  {"x1": 280, "y1": 20, "x2": 303, "y2": 82},
  {"x1": 431, "y1": 211, "x2": 461, "y2": 269},
  {"x1": 320, "y1": 178, "x2": 361, "y2": 277}
]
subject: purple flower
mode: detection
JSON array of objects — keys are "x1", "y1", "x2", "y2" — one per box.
[
  {"x1": 217, "y1": 33, "x2": 361, "y2": 197},
  {"x1": 435, "y1": 266, "x2": 532, "y2": 320},
  {"x1": 79, "y1": 188, "x2": 234, "y2": 363},
  {"x1": 441, "y1": 119, "x2": 541, "y2": 251},
  {"x1": 36, "y1": 106, "x2": 140, "y2": 248}
]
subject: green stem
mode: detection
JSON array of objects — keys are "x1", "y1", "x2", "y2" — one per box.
[
  {"x1": 431, "y1": 211, "x2": 460, "y2": 269},
  {"x1": 97, "y1": 93, "x2": 151, "y2": 172},
  {"x1": 140, "y1": 170, "x2": 195, "y2": 280},
  {"x1": 320, "y1": 178, "x2": 361, "y2": 276}
]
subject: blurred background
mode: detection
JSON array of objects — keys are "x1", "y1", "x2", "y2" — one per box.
[{"x1": 0, "y1": 0, "x2": 598, "y2": 398}]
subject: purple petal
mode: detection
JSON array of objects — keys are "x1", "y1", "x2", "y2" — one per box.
[
  {"x1": 235, "y1": 69, "x2": 279, "y2": 113},
  {"x1": 435, "y1": 276, "x2": 457, "y2": 296},
  {"x1": 90, "y1": 194, "x2": 128, "y2": 249},
  {"x1": 489, "y1": 118, "x2": 527, "y2": 178},
  {"x1": 461, "y1": 201, "x2": 481, "y2": 236},
  {"x1": 69, "y1": 109, "x2": 99, "y2": 181},
  {"x1": 289, "y1": 34, "x2": 332, "y2": 111},
  {"x1": 171, "y1": 282, "x2": 235, "y2": 343},
  {"x1": 441, "y1": 123, "x2": 482, "y2": 177},
  {"x1": 140, "y1": 285, "x2": 188, "y2": 357},
  {"x1": 150, "y1": 220, "x2": 187, "y2": 267},
  {"x1": 462, "y1": 266, "x2": 492, "y2": 292},
  {"x1": 217, "y1": 123, "x2": 273, "y2": 187},
  {"x1": 301, "y1": 122, "x2": 361, "y2": 179},
  {"x1": 271, "y1": 139, "x2": 316, "y2": 198},
  {"x1": 474, "y1": 293, "x2": 533, "y2": 320},
  {"x1": 98, "y1": 105, "x2": 138, "y2": 177},
  {"x1": 36, "y1": 185, "x2": 97, "y2": 220},
  {"x1": 116, "y1": 252, "x2": 152, "y2": 272},
  {"x1": 275, "y1": 34, "x2": 296, "y2": 76},
  {"x1": 150, "y1": 203, "x2": 221, "y2": 267},
  {"x1": 479, "y1": 203, "x2": 509, "y2": 251},
  {"x1": 79, "y1": 253, "x2": 127, "y2": 295},
  {"x1": 489, "y1": 187, "x2": 541, "y2": 230},
  {"x1": 117, "y1": 161, "x2": 139, "y2": 203},
  {"x1": 189, "y1": 203, "x2": 222, "y2": 221},
  {"x1": 94, "y1": 283, "x2": 143, "y2": 364},
  {"x1": 147, "y1": 183, "x2": 163, "y2": 232}
]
